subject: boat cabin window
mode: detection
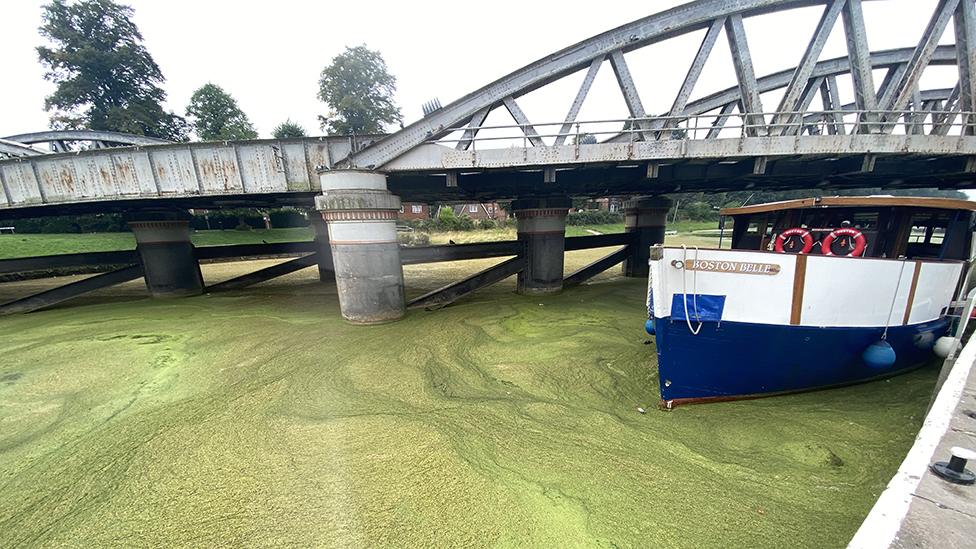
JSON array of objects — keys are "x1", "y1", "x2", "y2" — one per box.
[
  {"x1": 903, "y1": 211, "x2": 969, "y2": 259},
  {"x1": 728, "y1": 206, "x2": 973, "y2": 260}
]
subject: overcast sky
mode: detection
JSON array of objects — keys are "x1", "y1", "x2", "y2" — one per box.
[{"x1": 0, "y1": 0, "x2": 959, "y2": 140}]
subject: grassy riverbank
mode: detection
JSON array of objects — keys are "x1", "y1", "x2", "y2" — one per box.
[
  {"x1": 0, "y1": 252, "x2": 932, "y2": 547},
  {"x1": 0, "y1": 221, "x2": 725, "y2": 260},
  {"x1": 0, "y1": 228, "x2": 314, "y2": 259}
]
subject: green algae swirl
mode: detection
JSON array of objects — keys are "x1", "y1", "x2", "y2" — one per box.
[{"x1": 0, "y1": 253, "x2": 933, "y2": 547}]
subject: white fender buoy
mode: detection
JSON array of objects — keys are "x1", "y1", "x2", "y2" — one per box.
[{"x1": 934, "y1": 336, "x2": 956, "y2": 359}]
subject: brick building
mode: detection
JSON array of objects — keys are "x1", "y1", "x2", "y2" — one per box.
[
  {"x1": 399, "y1": 202, "x2": 431, "y2": 221},
  {"x1": 448, "y1": 203, "x2": 508, "y2": 220}
]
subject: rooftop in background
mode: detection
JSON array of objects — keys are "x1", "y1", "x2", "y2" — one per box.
[{"x1": 721, "y1": 196, "x2": 976, "y2": 216}]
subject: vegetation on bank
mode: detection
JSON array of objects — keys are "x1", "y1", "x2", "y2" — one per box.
[
  {"x1": 0, "y1": 228, "x2": 314, "y2": 260},
  {"x1": 0, "y1": 222, "x2": 729, "y2": 260}
]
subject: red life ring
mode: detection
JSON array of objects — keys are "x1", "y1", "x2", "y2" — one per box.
[
  {"x1": 821, "y1": 227, "x2": 867, "y2": 257},
  {"x1": 774, "y1": 227, "x2": 814, "y2": 254}
]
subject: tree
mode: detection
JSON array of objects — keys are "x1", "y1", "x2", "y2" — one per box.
[
  {"x1": 272, "y1": 119, "x2": 307, "y2": 139},
  {"x1": 37, "y1": 0, "x2": 188, "y2": 140},
  {"x1": 318, "y1": 45, "x2": 402, "y2": 135},
  {"x1": 572, "y1": 133, "x2": 598, "y2": 145},
  {"x1": 185, "y1": 83, "x2": 258, "y2": 141}
]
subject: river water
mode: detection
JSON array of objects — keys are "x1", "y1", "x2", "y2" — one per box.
[{"x1": 0, "y1": 252, "x2": 934, "y2": 547}]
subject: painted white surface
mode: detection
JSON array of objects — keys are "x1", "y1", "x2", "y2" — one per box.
[
  {"x1": 846, "y1": 338, "x2": 976, "y2": 549},
  {"x1": 802, "y1": 257, "x2": 914, "y2": 327},
  {"x1": 320, "y1": 170, "x2": 387, "y2": 191},
  {"x1": 652, "y1": 248, "x2": 797, "y2": 325},
  {"x1": 650, "y1": 247, "x2": 961, "y2": 328},
  {"x1": 327, "y1": 221, "x2": 397, "y2": 243},
  {"x1": 907, "y1": 262, "x2": 963, "y2": 324}
]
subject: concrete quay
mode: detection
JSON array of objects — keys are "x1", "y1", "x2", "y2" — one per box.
[{"x1": 849, "y1": 336, "x2": 976, "y2": 548}]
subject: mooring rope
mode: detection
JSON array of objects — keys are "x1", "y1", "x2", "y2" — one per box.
[
  {"x1": 646, "y1": 258, "x2": 654, "y2": 321},
  {"x1": 882, "y1": 260, "x2": 909, "y2": 340},
  {"x1": 681, "y1": 245, "x2": 703, "y2": 335}
]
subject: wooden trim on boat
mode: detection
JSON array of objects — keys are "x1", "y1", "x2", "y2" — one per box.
[
  {"x1": 658, "y1": 246, "x2": 964, "y2": 265},
  {"x1": 902, "y1": 261, "x2": 923, "y2": 325},
  {"x1": 720, "y1": 196, "x2": 976, "y2": 216},
  {"x1": 790, "y1": 254, "x2": 807, "y2": 326}
]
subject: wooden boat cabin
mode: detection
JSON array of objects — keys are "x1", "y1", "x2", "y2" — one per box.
[{"x1": 720, "y1": 196, "x2": 976, "y2": 260}]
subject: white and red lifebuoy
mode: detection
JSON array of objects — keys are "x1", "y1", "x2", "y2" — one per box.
[
  {"x1": 821, "y1": 227, "x2": 867, "y2": 257},
  {"x1": 774, "y1": 227, "x2": 814, "y2": 254}
]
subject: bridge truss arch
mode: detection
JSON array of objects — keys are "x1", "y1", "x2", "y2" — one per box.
[
  {"x1": 0, "y1": 131, "x2": 172, "y2": 159},
  {"x1": 348, "y1": 0, "x2": 976, "y2": 172},
  {"x1": 2, "y1": 0, "x2": 976, "y2": 215}
]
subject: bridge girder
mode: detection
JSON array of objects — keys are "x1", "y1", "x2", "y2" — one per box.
[
  {"x1": 0, "y1": 130, "x2": 172, "y2": 159},
  {"x1": 1, "y1": 0, "x2": 975, "y2": 216},
  {"x1": 345, "y1": 0, "x2": 976, "y2": 169}
]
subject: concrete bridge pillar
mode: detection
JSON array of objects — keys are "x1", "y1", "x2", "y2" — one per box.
[
  {"x1": 622, "y1": 196, "x2": 672, "y2": 278},
  {"x1": 513, "y1": 197, "x2": 571, "y2": 295},
  {"x1": 309, "y1": 215, "x2": 335, "y2": 282},
  {"x1": 127, "y1": 211, "x2": 204, "y2": 297},
  {"x1": 315, "y1": 170, "x2": 405, "y2": 324}
]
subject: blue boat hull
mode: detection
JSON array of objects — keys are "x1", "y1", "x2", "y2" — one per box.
[{"x1": 653, "y1": 317, "x2": 948, "y2": 406}]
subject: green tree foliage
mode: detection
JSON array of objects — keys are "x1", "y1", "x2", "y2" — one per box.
[
  {"x1": 185, "y1": 83, "x2": 258, "y2": 141},
  {"x1": 572, "y1": 133, "x2": 598, "y2": 145},
  {"x1": 37, "y1": 0, "x2": 188, "y2": 140},
  {"x1": 272, "y1": 119, "x2": 308, "y2": 139},
  {"x1": 566, "y1": 210, "x2": 623, "y2": 226},
  {"x1": 318, "y1": 45, "x2": 402, "y2": 135}
]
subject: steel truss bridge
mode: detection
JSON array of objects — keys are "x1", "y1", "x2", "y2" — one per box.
[{"x1": 2, "y1": 0, "x2": 976, "y2": 217}]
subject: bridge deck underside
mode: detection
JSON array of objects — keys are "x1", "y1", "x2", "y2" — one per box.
[{"x1": 0, "y1": 153, "x2": 970, "y2": 217}]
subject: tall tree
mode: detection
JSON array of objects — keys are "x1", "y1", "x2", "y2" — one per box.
[
  {"x1": 318, "y1": 45, "x2": 402, "y2": 135},
  {"x1": 272, "y1": 119, "x2": 307, "y2": 139},
  {"x1": 185, "y1": 83, "x2": 258, "y2": 140},
  {"x1": 37, "y1": 0, "x2": 188, "y2": 140}
]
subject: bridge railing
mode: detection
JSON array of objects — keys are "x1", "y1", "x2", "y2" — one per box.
[{"x1": 434, "y1": 110, "x2": 976, "y2": 150}]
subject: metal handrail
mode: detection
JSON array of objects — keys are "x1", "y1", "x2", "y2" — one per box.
[{"x1": 434, "y1": 110, "x2": 976, "y2": 148}]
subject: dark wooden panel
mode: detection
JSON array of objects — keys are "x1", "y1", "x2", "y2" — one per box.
[
  {"x1": 0, "y1": 250, "x2": 139, "y2": 274},
  {"x1": 206, "y1": 254, "x2": 319, "y2": 292},
  {"x1": 564, "y1": 246, "x2": 630, "y2": 287},
  {"x1": 0, "y1": 264, "x2": 143, "y2": 315},
  {"x1": 407, "y1": 256, "x2": 525, "y2": 309}
]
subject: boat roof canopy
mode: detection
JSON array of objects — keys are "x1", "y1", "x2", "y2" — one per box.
[{"x1": 720, "y1": 196, "x2": 976, "y2": 216}]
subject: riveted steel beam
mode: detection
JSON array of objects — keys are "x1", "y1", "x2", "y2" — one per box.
[
  {"x1": 773, "y1": 0, "x2": 846, "y2": 134},
  {"x1": 955, "y1": 0, "x2": 976, "y2": 134},
  {"x1": 456, "y1": 106, "x2": 491, "y2": 151},
  {"x1": 661, "y1": 17, "x2": 727, "y2": 138},
  {"x1": 554, "y1": 56, "x2": 604, "y2": 146},
  {"x1": 344, "y1": 0, "x2": 861, "y2": 169},
  {"x1": 842, "y1": 0, "x2": 879, "y2": 131},
  {"x1": 609, "y1": 49, "x2": 651, "y2": 139},
  {"x1": 726, "y1": 14, "x2": 766, "y2": 136},
  {"x1": 880, "y1": 0, "x2": 961, "y2": 134},
  {"x1": 502, "y1": 96, "x2": 545, "y2": 147},
  {"x1": 3, "y1": 130, "x2": 171, "y2": 147}
]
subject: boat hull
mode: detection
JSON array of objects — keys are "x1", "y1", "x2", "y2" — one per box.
[{"x1": 654, "y1": 317, "x2": 948, "y2": 407}]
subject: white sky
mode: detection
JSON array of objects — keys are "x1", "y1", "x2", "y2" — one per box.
[{"x1": 0, "y1": 0, "x2": 960, "y2": 139}]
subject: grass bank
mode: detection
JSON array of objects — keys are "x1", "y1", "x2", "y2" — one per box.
[
  {"x1": 0, "y1": 228, "x2": 314, "y2": 260},
  {"x1": 0, "y1": 218, "x2": 726, "y2": 259}
]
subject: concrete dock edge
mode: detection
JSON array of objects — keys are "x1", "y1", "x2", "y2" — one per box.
[{"x1": 848, "y1": 338, "x2": 976, "y2": 548}]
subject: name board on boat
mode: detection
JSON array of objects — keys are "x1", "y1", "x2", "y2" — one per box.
[{"x1": 680, "y1": 259, "x2": 781, "y2": 275}]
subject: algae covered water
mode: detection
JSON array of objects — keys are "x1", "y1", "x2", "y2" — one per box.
[{"x1": 0, "y1": 255, "x2": 934, "y2": 547}]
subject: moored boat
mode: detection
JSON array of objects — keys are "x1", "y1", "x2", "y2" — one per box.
[{"x1": 646, "y1": 196, "x2": 975, "y2": 407}]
